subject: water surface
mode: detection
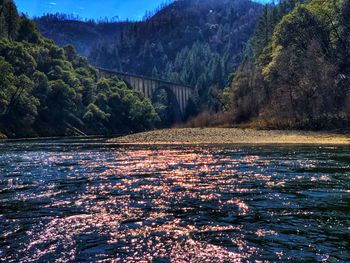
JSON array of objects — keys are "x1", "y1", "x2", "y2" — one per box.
[{"x1": 0, "y1": 139, "x2": 349, "y2": 262}]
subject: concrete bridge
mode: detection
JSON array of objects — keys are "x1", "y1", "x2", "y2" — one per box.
[{"x1": 98, "y1": 68, "x2": 193, "y2": 115}]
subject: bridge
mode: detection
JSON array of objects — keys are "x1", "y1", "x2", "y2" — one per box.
[{"x1": 98, "y1": 68, "x2": 193, "y2": 116}]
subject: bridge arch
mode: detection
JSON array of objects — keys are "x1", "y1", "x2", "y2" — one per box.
[{"x1": 97, "y1": 68, "x2": 193, "y2": 118}]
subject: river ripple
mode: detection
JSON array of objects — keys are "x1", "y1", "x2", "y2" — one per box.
[{"x1": 0, "y1": 139, "x2": 349, "y2": 262}]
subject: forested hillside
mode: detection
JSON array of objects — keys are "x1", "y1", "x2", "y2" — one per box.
[
  {"x1": 36, "y1": 14, "x2": 133, "y2": 57},
  {"x1": 0, "y1": 0, "x2": 159, "y2": 138},
  {"x1": 36, "y1": 0, "x2": 264, "y2": 113},
  {"x1": 2, "y1": 0, "x2": 345, "y2": 137},
  {"x1": 226, "y1": 0, "x2": 350, "y2": 130}
]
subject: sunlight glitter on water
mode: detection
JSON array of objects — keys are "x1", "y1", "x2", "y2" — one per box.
[{"x1": 0, "y1": 142, "x2": 349, "y2": 262}]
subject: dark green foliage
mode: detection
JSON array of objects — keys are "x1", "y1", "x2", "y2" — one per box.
[
  {"x1": 36, "y1": 0, "x2": 264, "y2": 113},
  {"x1": 1, "y1": 0, "x2": 19, "y2": 40},
  {"x1": 0, "y1": 9, "x2": 6, "y2": 38},
  {"x1": 17, "y1": 16, "x2": 40, "y2": 43},
  {"x1": 227, "y1": 0, "x2": 350, "y2": 130},
  {"x1": 152, "y1": 88, "x2": 182, "y2": 127},
  {"x1": 0, "y1": 1, "x2": 159, "y2": 138}
]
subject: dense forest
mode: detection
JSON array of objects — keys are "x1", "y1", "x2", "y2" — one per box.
[
  {"x1": 225, "y1": 0, "x2": 350, "y2": 130},
  {"x1": 36, "y1": 0, "x2": 264, "y2": 114},
  {"x1": 0, "y1": 0, "x2": 159, "y2": 138},
  {"x1": 1, "y1": 0, "x2": 349, "y2": 138}
]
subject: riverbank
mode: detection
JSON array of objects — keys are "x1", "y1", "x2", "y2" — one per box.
[{"x1": 109, "y1": 128, "x2": 350, "y2": 145}]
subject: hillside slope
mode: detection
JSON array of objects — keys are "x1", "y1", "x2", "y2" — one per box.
[
  {"x1": 226, "y1": 0, "x2": 350, "y2": 130},
  {"x1": 36, "y1": 0, "x2": 263, "y2": 112},
  {"x1": 36, "y1": 14, "x2": 133, "y2": 57},
  {"x1": 0, "y1": 0, "x2": 159, "y2": 138}
]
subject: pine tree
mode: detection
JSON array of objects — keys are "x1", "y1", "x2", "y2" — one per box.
[
  {"x1": 17, "y1": 16, "x2": 40, "y2": 43},
  {"x1": 0, "y1": 11, "x2": 7, "y2": 38},
  {"x1": 3, "y1": 0, "x2": 19, "y2": 40},
  {"x1": 252, "y1": 5, "x2": 271, "y2": 57}
]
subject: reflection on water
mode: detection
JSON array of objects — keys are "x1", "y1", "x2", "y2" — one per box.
[{"x1": 0, "y1": 139, "x2": 349, "y2": 262}]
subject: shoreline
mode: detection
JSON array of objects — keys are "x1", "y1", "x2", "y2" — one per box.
[{"x1": 108, "y1": 128, "x2": 350, "y2": 145}]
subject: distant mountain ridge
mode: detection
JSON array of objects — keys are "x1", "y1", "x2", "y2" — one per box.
[
  {"x1": 36, "y1": 0, "x2": 264, "y2": 111},
  {"x1": 36, "y1": 14, "x2": 133, "y2": 57}
]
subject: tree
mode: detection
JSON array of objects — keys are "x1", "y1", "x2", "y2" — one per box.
[
  {"x1": 252, "y1": 5, "x2": 272, "y2": 57},
  {"x1": 45, "y1": 80, "x2": 77, "y2": 131},
  {"x1": 83, "y1": 103, "x2": 110, "y2": 133},
  {"x1": 0, "y1": 1, "x2": 161, "y2": 137},
  {"x1": 17, "y1": 16, "x2": 40, "y2": 43},
  {"x1": 0, "y1": 12, "x2": 7, "y2": 39},
  {"x1": 3, "y1": 0, "x2": 19, "y2": 40},
  {"x1": 0, "y1": 56, "x2": 14, "y2": 115},
  {"x1": 227, "y1": 0, "x2": 350, "y2": 129},
  {"x1": 337, "y1": 0, "x2": 350, "y2": 71}
]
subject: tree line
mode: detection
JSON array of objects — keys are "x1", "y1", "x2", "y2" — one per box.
[
  {"x1": 224, "y1": 0, "x2": 350, "y2": 130},
  {"x1": 0, "y1": 0, "x2": 160, "y2": 138},
  {"x1": 89, "y1": 0, "x2": 263, "y2": 117},
  {"x1": 37, "y1": 0, "x2": 263, "y2": 119}
]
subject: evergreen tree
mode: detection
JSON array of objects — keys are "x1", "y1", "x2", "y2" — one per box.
[
  {"x1": 3, "y1": 0, "x2": 19, "y2": 40},
  {"x1": 17, "y1": 16, "x2": 39, "y2": 43},
  {"x1": 0, "y1": 12, "x2": 7, "y2": 39},
  {"x1": 0, "y1": 1, "x2": 160, "y2": 137},
  {"x1": 227, "y1": 0, "x2": 350, "y2": 129}
]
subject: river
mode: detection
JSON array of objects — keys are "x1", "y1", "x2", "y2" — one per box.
[{"x1": 0, "y1": 138, "x2": 349, "y2": 262}]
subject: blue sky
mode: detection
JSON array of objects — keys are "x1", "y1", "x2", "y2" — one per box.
[{"x1": 14, "y1": 0, "x2": 271, "y2": 21}]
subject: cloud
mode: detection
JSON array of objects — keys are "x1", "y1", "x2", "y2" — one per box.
[{"x1": 49, "y1": 2, "x2": 57, "y2": 6}]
